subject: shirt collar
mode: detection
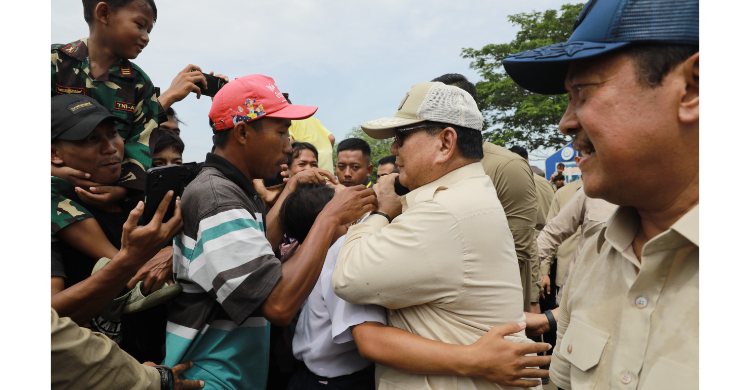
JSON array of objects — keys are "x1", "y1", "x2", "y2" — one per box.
[
  {"x1": 203, "y1": 153, "x2": 258, "y2": 199},
  {"x1": 401, "y1": 162, "x2": 485, "y2": 210},
  {"x1": 597, "y1": 203, "x2": 700, "y2": 253},
  {"x1": 670, "y1": 204, "x2": 699, "y2": 247},
  {"x1": 60, "y1": 38, "x2": 133, "y2": 80}
]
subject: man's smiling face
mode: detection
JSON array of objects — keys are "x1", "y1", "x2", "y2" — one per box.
[{"x1": 558, "y1": 51, "x2": 686, "y2": 206}]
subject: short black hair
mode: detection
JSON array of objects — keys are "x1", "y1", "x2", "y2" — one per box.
[
  {"x1": 553, "y1": 174, "x2": 566, "y2": 181},
  {"x1": 509, "y1": 145, "x2": 528, "y2": 160},
  {"x1": 424, "y1": 121, "x2": 483, "y2": 160},
  {"x1": 623, "y1": 44, "x2": 698, "y2": 88},
  {"x1": 83, "y1": 0, "x2": 157, "y2": 24},
  {"x1": 431, "y1": 73, "x2": 478, "y2": 103},
  {"x1": 288, "y1": 142, "x2": 318, "y2": 165},
  {"x1": 165, "y1": 107, "x2": 184, "y2": 125},
  {"x1": 153, "y1": 129, "x2": 184, "y2": 155},
  {"x1": 213, "y1": 119, "x2": 262, "y2": 150},
  {"x1": 557, "y1": 163, "x2": 565, "y2": 169},
  {"x1": 377, "y1": 155, "x2": 396, "y2": 166},
  {"x1": 337, "y1": 138, "x2": 371, "y2": 163},
  {"x1": 280, "y1": 184, "x2": 335, "y2": 244}
]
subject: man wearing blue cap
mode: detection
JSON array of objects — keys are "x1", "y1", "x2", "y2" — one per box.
[{"x1": 504, "y1": 0, "x2": 698, "y2": 388}]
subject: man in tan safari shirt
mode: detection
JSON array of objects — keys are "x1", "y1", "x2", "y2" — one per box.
[{"x1": 503, "y1": 0, "x2": 699, "y2": 388}]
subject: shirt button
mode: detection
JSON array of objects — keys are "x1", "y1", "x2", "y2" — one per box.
[
  {"x1": 635, "y1": 297, "x2": 648, "y2": 309},
  {"x1": 567, "y1": 344, "x2": 573, "y2": 353},
  {"x1": 620, "y1": 372, "x2": 632, "y2": 384}
]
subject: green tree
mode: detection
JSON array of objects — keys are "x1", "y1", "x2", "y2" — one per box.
[
  {"x1": 333, "y1": 126, "x2": 393, "y2": 184},
  {"x1": 461, "y1": 3, "x2": 584, "y2": 151}
]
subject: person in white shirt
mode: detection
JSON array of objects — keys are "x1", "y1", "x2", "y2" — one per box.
[{"x1": 281, "y1": 184, "x2": 386, "y2": 389}]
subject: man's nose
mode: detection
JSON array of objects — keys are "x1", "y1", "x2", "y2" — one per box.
[
  {"x1": 558, "y1": 102, "x2": 580, "y2": 136},
  {"x1": 282, "y1": 138, "x2": 292, "y2": 155},
  {"x1": 390, "y1": 139, "x2": 399, "y2": 156}
]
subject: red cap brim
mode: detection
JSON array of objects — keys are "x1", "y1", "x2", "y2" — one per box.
[{"x1": 265, "y1": 104, "x2": 318, "y2": 120}]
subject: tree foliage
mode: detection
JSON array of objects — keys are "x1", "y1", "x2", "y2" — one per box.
[
  {"x1": 461, "y1": 3, "x2": 584, "y2": 151},
  {"x1": 333, "y1": 126, "x2": 394, "y2": 184}
]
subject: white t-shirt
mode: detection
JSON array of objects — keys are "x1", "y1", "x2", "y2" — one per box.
[{"x1": 292, "y1": 236, "x2": 387, "y2": 378}]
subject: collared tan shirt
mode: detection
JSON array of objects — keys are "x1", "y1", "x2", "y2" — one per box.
[
  {"x1": 542, "y1": 180, "x2": 583, "y2": 286},
  {"x1": 333, "y1": 162, "x2": 538, "y2": 390},
  {"x1": 51, "y1": 308, "x2": 160, "y2": 390},
  {"x1": 550, "y1": 205, "x2": 699, "y2": 390},
  {"x1": 537, "y1": 189, "x2": 618, "y2": 293},
  {"x1": 480, "y1": 142, "x2": 540, "y2": 309}
]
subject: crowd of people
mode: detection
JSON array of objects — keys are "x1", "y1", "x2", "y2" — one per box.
[{"x1": 51, "y1": 0, "x2": 699, "y2": 389}]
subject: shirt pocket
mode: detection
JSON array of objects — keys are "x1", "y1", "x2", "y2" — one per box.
[
  {"x1": 640, "y1": 357, "x2": 698, "y2": 390},
  {"x1": 560, "y1": 317, "x2": 610, "y2": 389}
]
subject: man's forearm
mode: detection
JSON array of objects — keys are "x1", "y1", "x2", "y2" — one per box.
[
  {"x1": 352, "y1": 322, "x2": 473, "y2": 377},
  {"x1": 261, "y1": 212, "x2": 338, "y2": 326},
  {"x1": 51, "y1": 252, "x2": 141, "y2": 326},
  {"x1": 55, "y1": 218, "x2": 120, "y2": 261}
]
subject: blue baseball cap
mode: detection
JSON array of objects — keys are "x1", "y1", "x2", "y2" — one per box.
[{"x1": 502, "y1": 0, "x2": 699, "y2": 95}]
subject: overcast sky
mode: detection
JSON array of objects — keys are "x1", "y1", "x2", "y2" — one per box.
[{"x1": 52, "y1": 0, "x2": 572, "y2": 167}]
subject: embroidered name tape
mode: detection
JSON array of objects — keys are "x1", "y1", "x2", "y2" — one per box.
[
  {"x1": 114, "y1": 101, "x2": 136, "y2": 112},
  {"x1": 56, "y1": 84, "x2": 85, "y2": 95},
  {"x1": 67, "y1": 101, "x2": 95, "y2": 114}
]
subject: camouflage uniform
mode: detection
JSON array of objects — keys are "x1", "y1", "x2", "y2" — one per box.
[
  {"x1": 51, "y1": 38, "x2": 159, "y2": 235},
  {"x1": 51, "y1": 176, "x2": 93, "y2": 235}
]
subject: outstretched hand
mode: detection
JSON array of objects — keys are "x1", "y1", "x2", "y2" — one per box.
[
  {"x1": 159, "y1": 64, "x2": 208, "y2": 109},
  {"x1": 119, "y1": 191, "x2": 183, "y2": 268},
  {"x1": 321, "y1": 185, "x2": 377, "y2": 226},
  {"x1": 467, "y1": 322, "x2": 551, "y2": 387}
]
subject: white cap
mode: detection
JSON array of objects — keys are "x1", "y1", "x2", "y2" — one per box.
[{"x1": 361, "y1": 82, "x2": 483, "y2": 139}]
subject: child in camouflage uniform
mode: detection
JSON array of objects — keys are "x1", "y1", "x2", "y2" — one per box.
[{"x1": 51, "y1": 0, "x2": 210, "y2": 241}]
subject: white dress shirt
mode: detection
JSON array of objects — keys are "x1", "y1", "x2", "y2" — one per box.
[{"x1": 292, "y1": 236, "x2": 387, "y2": 378}]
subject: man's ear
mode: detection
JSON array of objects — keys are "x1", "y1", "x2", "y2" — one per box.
[
  {"x1": 232, "y1": 122, "x2": 250, "y2": 146},
  {"x1": 436, "y1": 127, "x2": 458, "y2": 163},
  {"x1": 94, "y1": 2, "x2": 112, "y2": 26},
  {"x1": 367, "y1": 163, "x2": 374, "y2": 176},
  {"x1": 51, "y1": 144, "x2": 65, "y2": 165},
  {"x1": 678, "y1": 52, "x2": 699, "y2": 124}
]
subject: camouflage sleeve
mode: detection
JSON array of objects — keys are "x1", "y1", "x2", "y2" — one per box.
[
  {"x1": 51, "y1": 47, "x2": 60, "y2": 96},
  {"x1": 52, "y1": 177, "x2": 93, "y2": 236},
  {"x1": 117, "y1": 66, "x2": 157, "y2": 191}
]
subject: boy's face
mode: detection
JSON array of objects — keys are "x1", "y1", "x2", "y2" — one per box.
[
  {"x1": 51, "y1": 121, "x2": 125, "y2": 185},
  {"x1": 105, "y1": 1, "x2": 154, "y2": 59},
  {"x1": 288, "y1": 149, "x2": 318, "y2": 177},
  {"x1": 336, "y1": 150, "x2": 372, "y2": 187},
  {"x1": 152, "y1": 147, "x2": 183, "y2": 168}
]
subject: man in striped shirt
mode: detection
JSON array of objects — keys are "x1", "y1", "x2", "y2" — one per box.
[{"x1": 163, "y1": 74, "x2": 377, "y2": 389}]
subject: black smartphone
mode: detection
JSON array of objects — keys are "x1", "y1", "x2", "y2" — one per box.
[
  {"x1": 394, "y1": 176, "x2": 410, "y2": 196},
  {"x1": 142, "y1": 165, "x2": 187, "y2": 225},
  {"x1": 193, "y1": 72, "x2": 226, "y2": 97}
]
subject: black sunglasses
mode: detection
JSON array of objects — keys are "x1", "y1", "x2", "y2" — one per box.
[{"x1": 393, "y1": 124, "x2": 429, "y2": 147}]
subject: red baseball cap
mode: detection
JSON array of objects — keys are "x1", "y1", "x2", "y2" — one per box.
[{"x1": 209, "y1": 74, "x2": 317, "y2": 131}]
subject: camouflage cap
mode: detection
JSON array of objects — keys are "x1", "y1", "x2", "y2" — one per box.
[{"x1": 52, "y1": 94, "x2": 126, "y2": 141}]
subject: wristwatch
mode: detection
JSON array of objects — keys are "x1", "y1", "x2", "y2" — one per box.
[{"x1": 154, "y1": 366, "x2": 174, "y2": 390}]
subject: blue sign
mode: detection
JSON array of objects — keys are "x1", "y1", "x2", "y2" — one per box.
[{"x1": 545, "y1": 142, "x2": 581, "y2": 182}]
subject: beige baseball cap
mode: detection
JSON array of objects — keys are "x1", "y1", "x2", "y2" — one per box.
[{"x1": 361, "y1": 81, "x2": 483, "y2": 139}]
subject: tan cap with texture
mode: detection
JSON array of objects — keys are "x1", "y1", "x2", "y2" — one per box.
[{"x1": 361, "y1": 82, "x2": 483, "y2": 139}]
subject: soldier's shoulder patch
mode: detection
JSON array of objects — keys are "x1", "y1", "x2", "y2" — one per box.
[
  {"x1": 61, "y1": 44, "x2": 79, "y2": 55},
  {"x1": 121, "y1": 66, "x2": 132, "y2": 77},
  {"x1": 114, "y1": 101, "x2": 136, "y2": 112},
  {"x1": 55, "y1": 84, "x2": 85, "y2": 95}
]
